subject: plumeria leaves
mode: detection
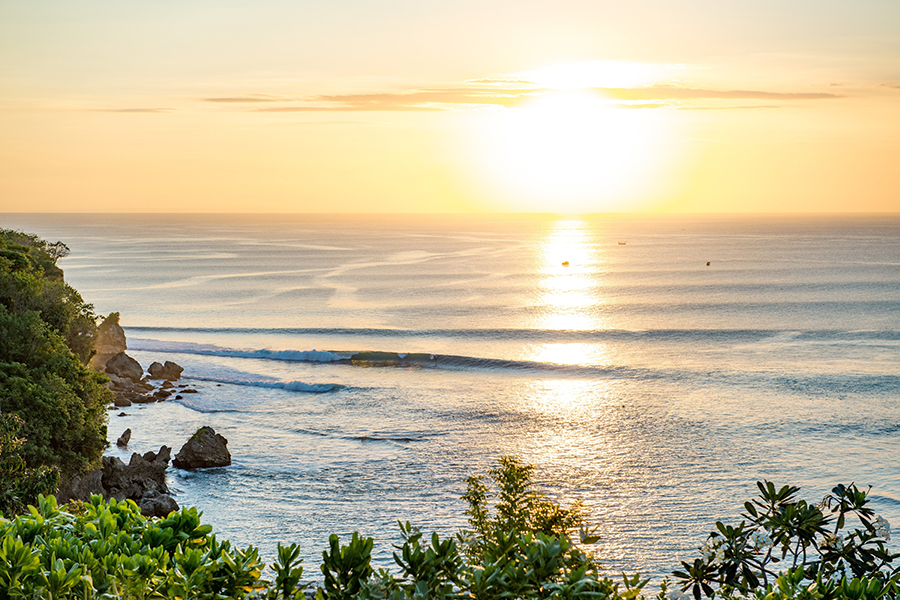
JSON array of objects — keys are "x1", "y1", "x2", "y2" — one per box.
[{"x1": 674, "y1": 481, "x2": 899, "y2": 598}]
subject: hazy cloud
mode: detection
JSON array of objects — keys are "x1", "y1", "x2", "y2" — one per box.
[
  {"x1": 93, "y1": 108, "x2": 175, "y2": 113},
  {"x1": 598, "y1": 86, "x2": 840, "y2": 101},
  {"x1": 204, "y1": 95, "x2": 290, "y2": 103},
  {"x1": 678, "y1": 105, "x2": 782, "y2": 110},
  {"x1": 205, "y1": 82, "x2": 839, "y2": 112}
]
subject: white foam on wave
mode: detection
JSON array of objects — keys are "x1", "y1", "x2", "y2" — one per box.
[
  {"x1": 190, "y1": 375, "x2": 342, "y2": 393},
  {"x1": 129, "y1": 338, "x2": 344, "y2": 363}
]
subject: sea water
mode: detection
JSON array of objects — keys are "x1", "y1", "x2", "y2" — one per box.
[{"x1": 2, "y1": 213, "x2": 899, "y2": 581}]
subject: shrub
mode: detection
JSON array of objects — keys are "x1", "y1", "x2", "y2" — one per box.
[
  {"x1": 0, "y1": 414, "x2": 59, "y2": 517},
  {"x1": 0, "y1": 229, "x2": 109, "y2": 483},
  {"x1": 460, "y1": 455, "x2": 592, "y2": 564},
  {"x1": 671, "y1": 482, "x2": 899, "y2": 599},
  {"x1": 0, "y1": 229, "x2": 96, "y2": 364}
]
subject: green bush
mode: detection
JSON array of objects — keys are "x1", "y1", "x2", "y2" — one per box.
[
  {"x1": 0, "y1": 229, "x2": 96, "y2": 364},
  {"x1": 460, "y1": 455, "x2": 593, "y2": 564},
  {"x1": 0, "y1": 229, "x2": 110, "y2": 486},
  {"x1": 670, "y1": 482, "x2": 899, "y2": 599},
  {"x1": 0, "y1": 414, "x2": 59, "y2": 518},
  {"x1": 2, "y1": 459, "x2": 897, "y2": 599}
]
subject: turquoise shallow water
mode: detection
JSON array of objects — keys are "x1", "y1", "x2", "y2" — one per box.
[{"x1": 2, "y1": 213, "x2": 899, "y2": 581}]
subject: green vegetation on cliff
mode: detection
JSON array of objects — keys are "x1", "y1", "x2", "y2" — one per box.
[{"x1": 0, "y1": 229, "x2": 110, "y2": 507}]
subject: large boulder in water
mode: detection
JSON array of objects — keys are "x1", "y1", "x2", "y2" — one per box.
[
  {"x1": 91, "y1": 312, "x2": 127, "y2": 371},
  {"x1": 173, "y1": 427, "x2": 231, "y2": 469},
  {"x1": 148, "y1": 360, "x2": 184, "y2": 381},
  {"x1": 105, "y1": 352, "x2": 143, "y2": 383}
]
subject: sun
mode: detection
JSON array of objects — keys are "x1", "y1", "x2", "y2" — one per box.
[{"x1": 462, "y1": 62, "x2": 677, "y2": 213}]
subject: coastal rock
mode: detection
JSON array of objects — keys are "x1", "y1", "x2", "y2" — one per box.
[
  {"x1": 106, "y1": 373, "x2": 133, "y2": 391},
  {"x1": 56, "y1": 469, "x2": 105, "y2": 503},
  {"x1": 148, "y1": 360, "x2": 184, "y2": 381},
  {"x1": 102, "y1": 445, "x2": 171, "y2": 501},
  {"x1": 138, "y1": 490, "x2": 179, "y2": 518},
  {"x1": 116, "y1": 428, "x2": 132, "y2": 447},
  {"x1": 173, "y1": 426, "x2": 231, "y2": 469},
  {"x1": 113, "y1": 396, "x2": 132, "y2": 407},
  {"x1": 105, "y1": 352, "x2": 144, "y2": 383},
  {"x1": 90, "y1": 312, "x2": 127, "y2": 371},
  {"x1": 135, "y1": 380, "x2": 155, "y2": 393},
  {"x1": 143, "y1": 446, "x2": 171, "y2": 463}
]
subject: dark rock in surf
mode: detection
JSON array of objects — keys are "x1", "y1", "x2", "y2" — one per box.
[
  {"x1": 105, "y1": 352, "x2": 144, "y2": 383},
  {"x1": 148, "y1": 360, "x2": 184, "y2": 381},
  {"x1": 116, "y1": 428, "x2": 131, "y2": 447},
  {"x1": 173, "y1": 426, "x2": 231, "y2": 469}
]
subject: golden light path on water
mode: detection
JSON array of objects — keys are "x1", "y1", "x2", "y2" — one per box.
[
  {"x1": 530, "y1": 219, "x2": 611, "y2": 364},
  {"x1": 517, "y1": 219, "x2": 642, "y2": 565}
]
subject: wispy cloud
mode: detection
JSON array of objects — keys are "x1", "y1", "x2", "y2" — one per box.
[
  {"x1": 204, "y1": 95, "x2": 290, "y2": 103},
  {"x1": 598, "y1": 86, "x2": 839, "y2": 101},
  {"x1": 94, "y1": 107, "x2": 175, "y2": 113},
  {"x1": 201, "y1": 82, "x2": 840, "y2": 113},
  {"x1": 678, "y1": 105, "x2": 783, "y2": 111}
]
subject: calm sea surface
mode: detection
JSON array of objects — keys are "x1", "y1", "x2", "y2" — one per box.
[{"x1": 3, "y1": 213, "x2": 899, "y2": 581}]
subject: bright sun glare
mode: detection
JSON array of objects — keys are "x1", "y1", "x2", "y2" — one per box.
[{"x1": 466, "y1": 61, "x2": 675, "y2": 213}]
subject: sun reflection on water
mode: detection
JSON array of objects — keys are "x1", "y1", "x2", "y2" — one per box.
[{"x1": 529, "y1": 219, "x2": 610, "y2": 363}]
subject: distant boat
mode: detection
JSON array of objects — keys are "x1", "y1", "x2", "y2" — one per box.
[
  {"x1": 561, "y1": 261, "x2": 569, "y2": 266},
  {"x1": 618, "y1": 241, "x2": 626, "y2": 245}
]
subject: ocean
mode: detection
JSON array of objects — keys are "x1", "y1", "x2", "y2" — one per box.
[{"x1": 2, "y1": 213, "x2": 899, "y2": 582}]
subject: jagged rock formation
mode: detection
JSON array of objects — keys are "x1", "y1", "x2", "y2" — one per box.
[
  {"x1": 173, "y1": 427, "x2": 231, "y2": 469},
  {"x1": 57, "y1": 446, "x2": 179, "y2": 518},
  {"x1": 101, "y1": 446, "x2": 179, "y2": 517},
  {"x1": 148, "y1": 361, "x2": 184, "y2": 381},
  {"x1": 90, "y1": 312, "x2": 127, "y2": 371}
]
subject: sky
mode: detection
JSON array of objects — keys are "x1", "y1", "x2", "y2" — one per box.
[{"x1": 1, "y1": 0, "x2": 898, "y2": 213}]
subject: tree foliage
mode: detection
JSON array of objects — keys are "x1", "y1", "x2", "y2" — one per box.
[
  {"x1": 1, "y1": 461, "x2": 898, "y2": 599},
  {"x1": 0, "y1": 229, "x2": 109, "y2": 488},
  {"x1": 460, "y1": 455, "x2": 592, "y2": 564},
  {"x1": 0, "y1": 414, "x2": 59, "y2": 518},
  {"x1": 671, "y1": 481, "x2": 899, "y2": 600},
  {"x1": 0, "y1": 229, "x2": 95, "y2": 363}
]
